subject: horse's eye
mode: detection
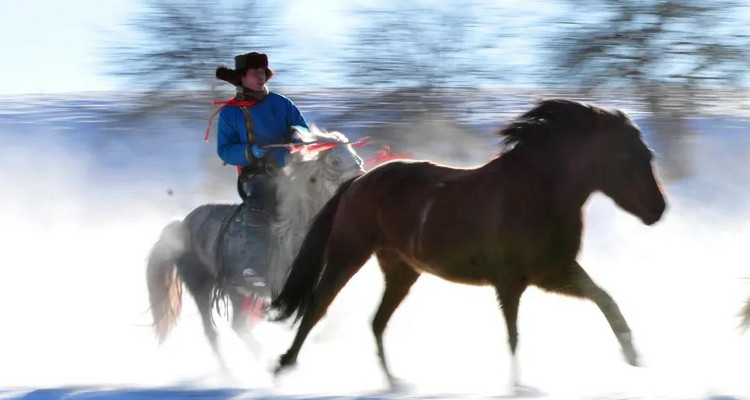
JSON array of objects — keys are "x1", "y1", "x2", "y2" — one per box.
[
  {"x1": 332, "y1": 159, "x2": 340, "y2": 167},
  {"x1": 309, "y1": 176, "x2": 317, "y2": 183}
]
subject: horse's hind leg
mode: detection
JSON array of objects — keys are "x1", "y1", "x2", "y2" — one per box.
[
  {"x1": 372, "y1": 250, "x2": 420, "y2": 389},
  {"x1": 538, "y1": 261, "x2": 638, "y2": 366},
  {"x1": 180, "y1": 259, "x2": 229, "y2": 372},
  {"x1": 278, "y1": 243, "x2": 373, "y2": 370},
  {"x1": 192, "y1": 285, "x2": 230, "y2": 370}
]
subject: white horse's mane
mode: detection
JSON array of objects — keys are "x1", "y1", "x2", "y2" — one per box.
[{"x1": 265, "y1": 125, "x2": 361, "y2": 296}]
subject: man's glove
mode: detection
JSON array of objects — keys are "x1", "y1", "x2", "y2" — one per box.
[{"x1": 250, "y1": 144, "x2": 267, "y2": 158}]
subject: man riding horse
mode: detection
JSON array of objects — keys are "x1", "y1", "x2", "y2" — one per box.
[
  {"x1": 213, "y1": 52, "x2": 310, "y2": 296},
  {"x1": 146, "y1": 53, "x2": 365, "y2": 370}
]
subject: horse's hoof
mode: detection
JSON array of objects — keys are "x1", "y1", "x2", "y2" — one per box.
[
  {"x1": 623, "y1": 347, "x2": 640, "y2": 367},
  {"x1": 273, "y1": 362, "x2": 293, "y2": 376},
  {"x1": 274, "y1": 353, "x2": 297, "y2": 375},
  {"x1": 273, "y1": 364, "x2": 286, "y2": 376},
  {"x1": 387, "y1": 377, "x2": 414, "y2": 393},
  {"x1": 512, "y1": 383, "x2": 544, "y2": 397}
]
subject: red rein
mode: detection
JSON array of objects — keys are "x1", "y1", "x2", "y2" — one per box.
[
  {"x1": 365, "y1": 145, "x2": 412, "y2": 168},
  {"x1": 205, "y1": 98, "x2": 410, "y2": 168},
  {"x1": 287, "y1": 137, "x2": 371, "y2": 154}
]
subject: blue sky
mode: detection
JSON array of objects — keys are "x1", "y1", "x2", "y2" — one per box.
[
  {"x1": 0, "y1": 1, "x2": 141, "y2": 94},
  {"x1": 1, "y1": 1, "x2": 747, "y2": 95},
  {"x1": 0, "y1": 0, "x2": 392, "y2": 94},
  {"x1": 0, "y1": 0, "x2": 560, "y2": 94}
]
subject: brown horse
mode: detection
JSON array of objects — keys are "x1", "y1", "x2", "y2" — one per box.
[{"x1": 271, "y1": 99, "x2": 667, "y2": 388}]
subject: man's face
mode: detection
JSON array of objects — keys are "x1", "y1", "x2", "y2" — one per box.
[{"x1": 241, "y1": 68, "x2": 267, "y2": 91}]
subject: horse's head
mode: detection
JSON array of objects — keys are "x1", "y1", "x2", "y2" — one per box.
[
  {"x1": 314, "y1": 129, "x2": 366, "y2": 184},
  {"x1": 501, "y1": 99, "x2": 667, "y2": 225},
  {"x1": 280, "y1": 126, "x2": 364, "y2": 204},
  {"x1": 595, "y1": 111, "x2": 667, "y2": 225}
]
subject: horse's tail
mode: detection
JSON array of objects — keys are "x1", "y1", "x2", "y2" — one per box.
[
  {"x1": 271, "y1": 176, "x2": 358, "y2": 322},
  {"x1": 146, "y1": 221, "x2": 186, "y2": 343}
]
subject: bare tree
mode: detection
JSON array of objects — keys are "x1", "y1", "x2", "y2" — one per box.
[
  {"x1": 545, "y1": 0, "x2": 749, "y2": 179},
  {"x1": 331, "y1": 1, "x2": 516, "y2": 151},
  {"x1": 549, "y1": 1, "x2": 748, "y2": 113},
  {"x1": 110, "y1": 0, "x2": 284, "y2": 112},
  {"x1": 345, "y1": 1, "x2": 509, "y2": 89}
]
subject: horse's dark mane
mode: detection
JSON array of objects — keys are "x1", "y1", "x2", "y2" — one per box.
[{"x1": 499, "y1": 99, "x2": 627, "y2": 149}]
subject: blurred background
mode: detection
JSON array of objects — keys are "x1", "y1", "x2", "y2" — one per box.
[{"x1": 1, "y1": 1, "x2": 749, "y2": 399}]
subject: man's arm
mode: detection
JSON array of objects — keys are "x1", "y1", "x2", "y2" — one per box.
[
  {"x1": 285, "y1": 98, "x2": 309, "y2": 131},
  {"x1": 217, "y1": 113, "x2": 251, "y2": 166}
]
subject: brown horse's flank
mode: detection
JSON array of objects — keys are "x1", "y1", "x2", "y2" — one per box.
[{"x1": 271, "y1": 98, "x2": 666, "y2": 388}]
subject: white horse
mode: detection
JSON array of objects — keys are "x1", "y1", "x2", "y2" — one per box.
[{"x1": 145, "y1": 126, "x2": 364, "y2": 368}]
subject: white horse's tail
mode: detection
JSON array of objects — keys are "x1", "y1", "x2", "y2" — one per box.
[{"x1": 146, "y1": 221, "x2": 185, "y2": 343}]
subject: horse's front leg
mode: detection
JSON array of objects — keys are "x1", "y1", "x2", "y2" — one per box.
[
  {"x1": 538, "y1": 261, "x2": 638, "y2": 366},
  {"x1": 493, "y1": 277, "x2": 528, "y2": 388},
  {"x1": 229, "y1": 292, "x2": 265, "y2": 359}
]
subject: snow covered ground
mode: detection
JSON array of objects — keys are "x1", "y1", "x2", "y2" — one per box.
[{"x1": 1, "y1": 94, "x2": 748, "y2": 399}]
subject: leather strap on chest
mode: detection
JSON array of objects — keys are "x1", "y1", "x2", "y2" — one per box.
[
  {"x1": 240, "y1": 107, "x2": 255, "y2": 144},
  {"x1": 240, "y1": 106, "x2": 255, "y2": 163}
]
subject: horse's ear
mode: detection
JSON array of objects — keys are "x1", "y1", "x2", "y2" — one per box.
[{"x1": 613, "y1": 109, "x2": 629, "y2": 121}]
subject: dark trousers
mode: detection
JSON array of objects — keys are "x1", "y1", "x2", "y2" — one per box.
[{"x1": 237, "y1": 167, "x2": 278, "y2": 212}]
